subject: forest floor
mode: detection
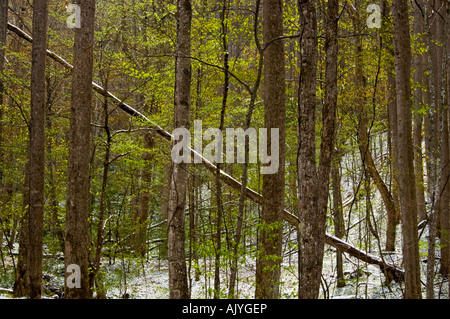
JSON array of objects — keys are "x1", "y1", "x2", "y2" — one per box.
[
  {"x1": 0, "y1": 225, "x2": 449, "y2": 299},
  {"x1": 1, "y1": 237, "x2": 448, "y2": 299}
]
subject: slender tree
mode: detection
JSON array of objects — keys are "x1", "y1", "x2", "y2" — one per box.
[
  {"x1": 391, "y1": 0, "x2": 422, "y2": 299},
  {"x1": 167, "y1": 0, "x2": 192, "y2": 299},
  {"x1": 0, "y1": 0, "x2": 7, "y2": 258},
  {"x1": 331, "y1": 147, "x2": 345, "y2": 287},
  {"x1": 0, "y1": 0, "x2": 6, "y2": 181},
  {"x1": 297, "y1": 0, "x2": 338, "y2": 299},
  {"x1": 64, "y1": 0, "x2": 96, "y2": 299},
  {"x1": 27, "y1": 0, "x2": 48, "y2": 299},
  {"x1": 437, "y1": 0, "x2": 450, "y2": 278},
  {"x1": 412, "y1": 0, "x2": 427, "y2": 223},
  {"x1": 228, "y1": 0, "x2": 264, "y2": 299},
  {"x1": 255, "y1": 0, "x2": 286, "y2": 299},
  {"x1": 297, "y1": 0, "x2": 319, "y2": 298}
]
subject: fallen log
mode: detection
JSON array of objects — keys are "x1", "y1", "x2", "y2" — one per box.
[
  {"x1": 325, "y1": 235, "x2": 404, "y2": 283},
  {"x1": 7, "y1": 22, "x2": 405, "y2": 282},
  {"x1": 0, "y1": 287, "x2": 14, "y2": 295}
]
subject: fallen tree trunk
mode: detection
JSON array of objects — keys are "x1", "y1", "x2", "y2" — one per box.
[
  {"x1": 7, "y1": 22, "x2": 405, "y2": 282},
  {"x1": 325, "y1": 235, "x2": 404, "y2": 282}
]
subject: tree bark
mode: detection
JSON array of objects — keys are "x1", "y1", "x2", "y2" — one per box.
[
  {"x1": 331, "y1": 149, "x2": 345, "y2": 287},
  {"x1": 91, "y1": 83, "x2": 110, "y2": 299},
  {"x1": 412, "y1": 0, "x2": 427, "y2": 223},
  {"x1": 11, "y1": 0, "x2": 33, "y2": 299},
  {"x1": 0, "y1": 0, "x2": 7, "y2": 281},
  {"x1": 167, "y1": 0, "x2": 191, "y2": 299},
  {"x1": 437, "y1": 0, "x2": 450, "y2": 277},
  {"x1": 255, "y1": 0, "x2": 286, "y2": 299},
  {"x1": 297, "y1": 0, "x2": 338, "y2": 299},
  {"x1": 64, "y1": 0, "x2": 96, "y2": 299},
  {"x1": 27, "y1": 0, "x2": 48, "y2": 299},
  {"x1": 392, "y1": 0, "x2": 422, "y2": 299},
  {"x1": 297, "y1": 0, "x2": 319, "y2": 299},
  {"x1": 0, "y1": 0, "x2": 6, "y2": 186},
  {"x1": 443, "y1": 0, "x2": 450, "y2": 281},
  {"x1": 424, "y1": 0, "x2": 441, "y2": 299}
]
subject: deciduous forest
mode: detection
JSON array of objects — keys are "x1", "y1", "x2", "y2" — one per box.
[{"x1": 0, "y1": 0, "x2": 449, "y2": 299}]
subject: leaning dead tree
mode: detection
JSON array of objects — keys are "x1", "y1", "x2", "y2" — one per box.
[{"x1": 7, "y1": 22, "x2": 405, "y2": 283}]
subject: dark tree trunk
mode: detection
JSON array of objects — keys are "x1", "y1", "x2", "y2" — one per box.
[
  {"x1": 28, "y1": 0, "x2": 48, "y2": 299},
  {"x1": 412, "y1": 0, "x2": 427, "y2": 223},
  {"x1": 297, "y1": 0, "x2": 319, "y2": 299},
  {"x1": 64, "y1": 0, "x2": 96, "y2": 299},
  {"x1": 392, "y1": 0, "x2": 422, "y2": 299},
  {"x1": 0, "y1": 0, "x2": 6, "y2": 185},
  {"x1": 437, "y1": 0, "x2": 450, "y2": 278},
  {"x1": 297, "y1": 0, "x2": 338, "y2": 299},
  {"x1": 0, "y1": 0, "x2": 7, "y2": 283},
  {"x1": 255, "y1": 0, "x2": 286, "y2": 299},
  {"x1": 331, "y1": 149, "x2": 345, "y2": 287}
]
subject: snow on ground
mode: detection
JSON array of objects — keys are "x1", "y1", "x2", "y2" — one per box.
[{"x1": 1, "y1": 223, "x2": 449, "y2": 299}]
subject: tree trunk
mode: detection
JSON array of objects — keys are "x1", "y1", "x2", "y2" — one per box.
[
  {"x1": 412, "y1": 0, "x2": 427, "y2": 223},
  {"x1": 229, "y1": 0, "x2": 263, "y2": 299},
  {"x1": 437, "y1": 0, "x2": 450, "y2": 278},
  {"x1": 213, "y1": 0, "x2": 229, "y2": 298},
  {"x1": 255, "y1": 0, "x2": 286, "y2": 299},
  {"x1": 331, "y1": 149, "x2": 345, "y2": 287},
  {"x1": 0, "y1": 0, "x2": 6, "y2": 186},
  {"x1": 392, "y1": 0, "x2": 422, "y2": 299},
  {"x1": 297, "y1": 0, "x2": 338, "y2": 299},
  {"x1": 424, "y1": 0, "x2": 441, "y2": 299},
  {"x1": 134, "y1": 95, "x2": 155, "y2": 258},
  {"x1": 64, "y1": 0, "x2": 96, "y2": 299},
  {"x1": 27, "y1": 0, "x2": 48, "y2": 299},
  {"x1": 353, "y1": 0, "x2": 398, "y2": 252},
  {"x1": 91, "y1": 84, "x2": 110, "y2": 299},
  {"x1": 443, "y1": 0, "x2": 450, "y2": 281},
  {"x1": 297, "y1": 0, "x2": 319, "y2": 299},
  {"x1": 386, "y1": 67, "x2": 400, "y2": 252},
  {"x1": 0, "y1": 0, "x2": 7, "y2": 277},
  {"x1": 167, "y1": 0, "x2": 191, "y2": 300},
  {"x1": 315, "y1": 0, "x2": 338, "y2": 296}
]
